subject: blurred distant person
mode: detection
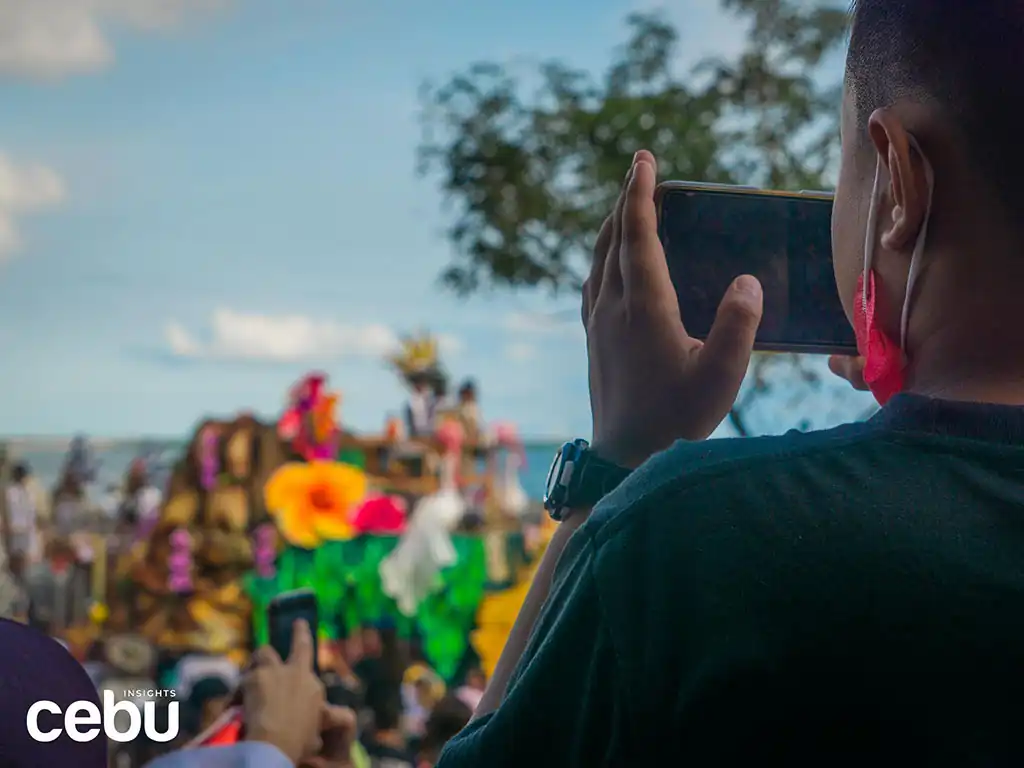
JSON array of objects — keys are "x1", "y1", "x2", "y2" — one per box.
[
  {"x1": 456, "y1": 381, "x2": 481, "y2": 444},
  {"x1": 431, "y1": 376, "x2": 453, "y2": 417},
  {"x1": 0, "y1": 564, "x2": 28, "y2": 623},
  {"x1": 453, "y1": 668, "x2": 485, "y2": 713},
  {"x1": 405, "y1": 373, "x2": 434, "y2": 439},
  {"x1": 100, "y1": 482, "x2": 122, "y2": 520},
  {"x1": 64, "y1": 434, "x2": 98, "y2": 487},
  {"x1": 185, "y1": 675, "x2": 234, "y2": 736},
  {"x1": 363, "y1": 691, "x2": 415, "y2": 768},
  {"x1": 356, "y1": 625, "x2": 407, "y2": 725},
  {"x1": 25, "y1": 538, "x2": 90, "y2": 635},
  {"x1": 416, "y1": 696, "x2": 472, "y2": 768},
  {"x1": 51, "y1": 474, "x2": 84, "y2": 540},
  {"x1": 5, "y1": 463, "x2": 39, "y2": 576},
  {"x1": 119, "y1": 458, "x2": 162, "y2": 539},
  {"x1": 402, "y1": 664, "x2": 445, "y2": 743}
]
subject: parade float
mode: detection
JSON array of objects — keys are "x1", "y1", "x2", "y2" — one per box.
[{"x1": 54, "y1": 333, "x2": 549, "y2": 682}]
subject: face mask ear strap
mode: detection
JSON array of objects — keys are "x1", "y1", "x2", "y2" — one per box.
[
  {"x1": 898, "y1": 135, "x2": 935, "y2": 350},
  {"x1": 862, "y1": 158, "x2": 884, "y2": 311}
]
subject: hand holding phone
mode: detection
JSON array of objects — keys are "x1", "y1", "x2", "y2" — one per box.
[
  {"x1": 584, "y1": 150, "x2": 764, "y2": 466},
  {"x1": 242, "y1": 618, "x2": 326, "y2": 764}
]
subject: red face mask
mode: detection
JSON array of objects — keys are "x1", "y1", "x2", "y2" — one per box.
[
  {"x1": 852, "y1": 138, "x2": 933, "y2": 405},
  {"x1": 853, "y1": 271, "x2": 903, "y2": 405}
]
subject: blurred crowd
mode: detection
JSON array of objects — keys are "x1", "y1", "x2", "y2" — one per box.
[{"x1": 98, "y1": 622, "x2": 482, "y2": 767}]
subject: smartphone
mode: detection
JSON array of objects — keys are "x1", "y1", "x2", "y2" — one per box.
[
  {"x1": 268, "y1": 588, "x2": 319, "y2": 673},
  {"x1": 655, "y1": 181, "x2": 857, "y2": 354}
]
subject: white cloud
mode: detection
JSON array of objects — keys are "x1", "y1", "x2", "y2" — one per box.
[
  {"x1": 502, "y1": 311, "x2": 582, "y2": 337},
  {"x1": 164, "y1": 309, "x2": 417, "y2": 363},
  {"x1": 504, "y1": 342, "x2": 536, "y2": 362},
  {"x1": 437, "y1": 334, "x2": 463, "y2": 356},
  {"x1": 0, "y1": 0, "x2": 228, "y2": 79},
  {"x1": 0, "y1": 152, "x2": 66, "y2": 259}
]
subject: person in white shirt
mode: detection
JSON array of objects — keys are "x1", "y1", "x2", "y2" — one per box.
[
  {"x1": 405, "y1": 373, "x2": 435, "y2": 438},
  {"x1": 5, "y1": 463, "x2": 38, "y2": 575}
]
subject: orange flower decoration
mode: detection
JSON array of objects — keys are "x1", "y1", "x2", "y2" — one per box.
[
  {"x1": 263, "y1": 461, "x2": 367, "y2": 548},
  {"x1": 312, "y1": 393, "x2": 340, "y2": 444}
]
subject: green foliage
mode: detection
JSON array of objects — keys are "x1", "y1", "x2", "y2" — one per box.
[{"x1": 244, "y1": 535, "x2": 488, "y2": 680}]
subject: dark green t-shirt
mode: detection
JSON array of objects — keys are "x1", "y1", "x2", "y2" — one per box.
[{"x1": 438, "y1": 395, "x2": 1024, "y2": 767}]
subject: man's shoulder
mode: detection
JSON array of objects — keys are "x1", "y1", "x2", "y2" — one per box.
[{"x1": 585, "y1": 420, "x2": 879, "y2": 540}]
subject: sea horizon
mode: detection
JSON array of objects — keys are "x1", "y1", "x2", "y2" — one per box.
[{"x1": 3, "y1": 435, "x2": 560, "y2": 499}]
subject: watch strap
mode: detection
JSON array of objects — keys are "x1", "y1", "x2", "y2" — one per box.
[
  {"x1": 545, "y1": 441, "x2": 631, "y2": 521},
  {"x1": 571, "y1": 451, "x2": 632, "y2": 507}
]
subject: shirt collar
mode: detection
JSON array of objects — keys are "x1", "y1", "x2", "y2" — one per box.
[{"x1": 871, "y1": 393, "x2": 1024, "y2": 446}]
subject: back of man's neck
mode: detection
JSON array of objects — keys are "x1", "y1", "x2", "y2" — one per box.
[{"x1": 906, "y1": 318, "x2": 1024, "y2": 405}]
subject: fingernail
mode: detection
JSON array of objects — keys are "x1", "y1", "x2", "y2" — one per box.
[
  {"x1": 632, "y1": 151, "x2": 641, "y2": 165},
  {"x1": 733, "y1": 275, "x2": 761, "y2": 296}
]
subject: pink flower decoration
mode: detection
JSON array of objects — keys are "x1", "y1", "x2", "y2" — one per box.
[
  {"x1": 199, "y1": 427, "x2": 220, "y2": 491},
  {"x1": 349, "y1": 494, "x2": 407, "y2": 535},
  {"x1": 168, "y1": 528, "x2": 193, "y2": 593},
  {"x1": 278, "y1": 409, "x2": 301, "y2": 441},
  {"x1": 290, "y1": 373, "x2": 326, "y2": 412},
  {"x1": 436, "y1": 419, "x2": 464, "y2": 452},
  {"x1": 253, "y1": 523, "x2": 277, "y2": 579},
  {"x1": 493, "y1": 421, "x2": 518, "y2": 445}
]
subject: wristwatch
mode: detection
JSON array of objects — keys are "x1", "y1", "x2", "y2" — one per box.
[{"x1": 543, "y1": 439, "x2": 632, "y2": 521}]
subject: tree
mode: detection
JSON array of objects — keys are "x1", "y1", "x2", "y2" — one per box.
[{"x1": 417, "y1": 1, "x2": 866, "y2": 435}]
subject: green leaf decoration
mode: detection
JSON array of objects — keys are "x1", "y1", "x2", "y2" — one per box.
[
  {"x1": 243, "y1": 533, "x2": 489, "y2": 680},
  {"x1": 337, "y1": 450, "x2": 366, "y2": 469}
]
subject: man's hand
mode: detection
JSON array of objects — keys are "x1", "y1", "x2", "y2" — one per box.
[
  {"x1": 243, "y1": 620, "x2": 326, "y2": 764},
  {"x1": 299, "y1": 706, "x2": 359, "y2": 768},
  {"x1": 828, "y1": 355, "x2": 869, "y2": 391},
  {"x1": 584, "y1": 150, "x2": 764, "y2": 468}
]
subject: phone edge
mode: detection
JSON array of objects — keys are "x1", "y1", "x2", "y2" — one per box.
[{"x1": 655, "y1": 180, "x2": 834, "y2": 203}]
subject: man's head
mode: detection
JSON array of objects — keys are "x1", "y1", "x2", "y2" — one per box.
[
  {"x1": 187, "y1": 675, "x2": 232, "y2": 731},
  {"x1": 409, "y1": 372, "x2": 430, "y2": 393},
  {"x1": 832, "y1": 0, "x2": 1024, "y2": 388},
  {"x1": 419, "y1": 695, "x2": 472, "y2": 764},
  {"x1": 10, "y1": 462, "x2": 29, "y2": 484}
]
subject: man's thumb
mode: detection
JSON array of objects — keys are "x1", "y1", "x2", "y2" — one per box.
[{"x1": 699, "y1": 275, "x2": 763, "y2": 383}]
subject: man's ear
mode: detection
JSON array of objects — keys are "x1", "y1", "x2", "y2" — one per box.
[{"x1": 867, "y1": 108, "x2": 927, "y2": 252}]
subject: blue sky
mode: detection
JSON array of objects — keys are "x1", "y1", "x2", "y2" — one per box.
[{"x1": 0, "y1": 0, "x2": 866, "y2": 438}]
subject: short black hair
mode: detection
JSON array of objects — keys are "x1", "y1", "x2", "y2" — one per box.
[
  {"x1": 846, "y1": 0, "x2": 1024, "y2": 213},
  {"x1": 371, "y1": 688, "x2": 403, "y2": 731},
  {"x1": 420, "y1": 695, "x2": 472, "y2": 760},
  {"x1": 187, "y1": 676, "x2": 231, "y2": 709}
]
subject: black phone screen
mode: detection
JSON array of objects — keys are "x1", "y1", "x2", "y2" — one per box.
[
  {"x1": 268, "y1": 590, "x2": 319, "y2": 672},
  {"x1": 657, "y1": 187, "x2": 857, "y2": 352}
]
